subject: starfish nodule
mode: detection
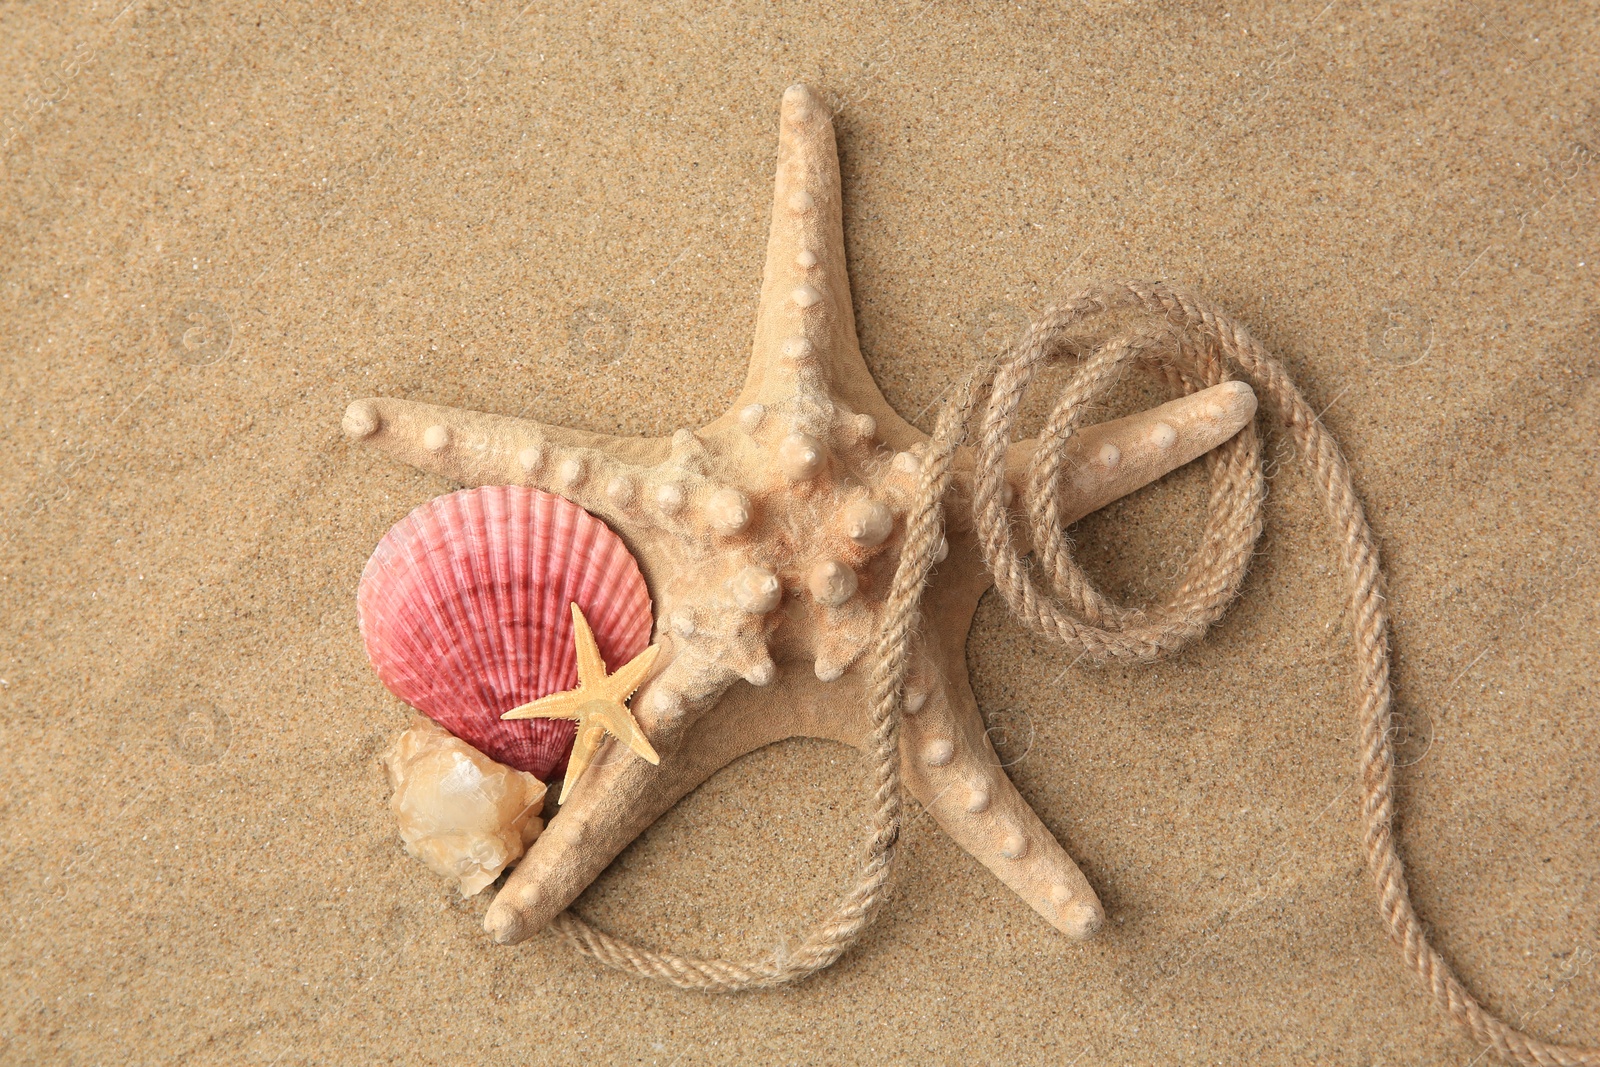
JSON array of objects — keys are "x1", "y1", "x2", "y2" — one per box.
[
  {"x1": 504, "y1": 603, "x2": 661, "y2": 805},
  {"x1": 343, "y1": 84, "x2": 1256, "y2": 946}
]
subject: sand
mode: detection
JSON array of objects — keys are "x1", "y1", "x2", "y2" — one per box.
[{"x1": 2, "y1": 2, "x2": 1596, "y2": 1064}]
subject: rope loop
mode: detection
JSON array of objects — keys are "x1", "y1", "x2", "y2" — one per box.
[
  {"x1": 970, "y1": 285, "x2": 1264, "y2": 663},
  {"x1": 546, "y1": 280, "x2": 1598, "y2": 1066}
]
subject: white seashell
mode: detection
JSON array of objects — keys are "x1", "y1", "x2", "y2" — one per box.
[{"x1": 383, "y1": 715, "x2": 547, "y2": 896}]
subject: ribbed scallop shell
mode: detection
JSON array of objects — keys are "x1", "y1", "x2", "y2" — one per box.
[{"x1": 358, "y1": 486, "x2": 653, "y2": 779}]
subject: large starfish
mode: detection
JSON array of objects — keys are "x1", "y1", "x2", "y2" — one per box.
[{"x1": 342, "y1": 85, "x2": 1256, "y2": 946}]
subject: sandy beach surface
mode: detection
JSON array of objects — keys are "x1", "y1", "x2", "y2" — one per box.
[{"x1": 2, "y1": 2, "x2": 1596, "y2": 1063}]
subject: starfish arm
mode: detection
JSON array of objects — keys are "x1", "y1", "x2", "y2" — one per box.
[
  {"x1": 558, "y1": 722, "x2": 608, "y2": 805},
  {"x1": 954, "y1": 380, "x2": 1257, "y2": 527},
  {"x1": 484, "y1": 675, "x2": 781, "y2": 944},
  {"x1": 899, "y1": 647, "x2": 1105, "y2": 940},
  {"x1": 604, "y1": 642, "x2": 661, "y2": 700},
  {"x1": 502, "y1": 689, "x2": 588, "y2": 721},
  {"x1": 570, "y1": 603, "x2": 608, "y2": 690},
  {"x1": 720, "y1": 84, "x2": 923, "y2": 451},
  {"x1": 594, "y1": 702, "x2": 661, "y2": 766},
  {"x1": 341, "y1": 396, "x2": 670, "y2": 508}
]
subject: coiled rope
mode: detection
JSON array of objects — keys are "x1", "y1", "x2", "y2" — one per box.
[{"x1": 550, "y1": 280, "x2": 1596, "y2": 1066}]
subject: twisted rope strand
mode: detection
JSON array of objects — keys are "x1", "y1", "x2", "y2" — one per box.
[{"x1": 546, "y1": 280, "x2": 1596, "y2": 1065}]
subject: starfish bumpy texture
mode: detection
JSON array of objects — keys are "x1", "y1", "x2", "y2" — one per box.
[{"x1": 343, "y1": 85, "x2": 1256, "y2": 946}]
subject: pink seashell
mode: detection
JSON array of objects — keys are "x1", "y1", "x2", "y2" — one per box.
[{"x1": 358, "y1": 486, "x2": 653, "y2": 779}]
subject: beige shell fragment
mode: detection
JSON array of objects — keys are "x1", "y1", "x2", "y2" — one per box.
[{"x1": 382, "y1": 715, "x2": 547, "y2": 896}]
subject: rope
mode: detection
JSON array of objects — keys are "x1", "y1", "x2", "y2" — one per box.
[{"x1": 547, "y1": 280, "x2": 1596, "y2": 1065}]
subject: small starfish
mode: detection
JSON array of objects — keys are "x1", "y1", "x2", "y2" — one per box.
[
  {"x1": 343, "y1": 84, "x2": 1256, "y2": 947},
  {"x1": 503, "y1": 603, "x2": 661, "y2": 805}
]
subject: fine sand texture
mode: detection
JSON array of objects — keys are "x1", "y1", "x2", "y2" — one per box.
[{"x1": 2, "y1": 3, "x2": 1596, "y2": 1064}]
